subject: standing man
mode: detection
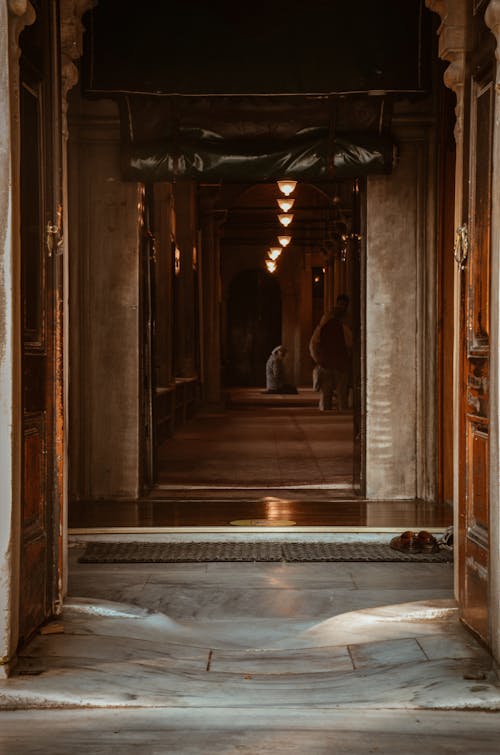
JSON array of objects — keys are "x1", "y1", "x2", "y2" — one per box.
[{"x1": 311, "y1": 294, "x2": 352, "y2": 411}]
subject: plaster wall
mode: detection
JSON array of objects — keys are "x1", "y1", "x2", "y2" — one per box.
[
  {"x1": 68, "y1": 96, "x2": 141, "y2": 500},
  {"x1": 365, "y1": 138, "x2": 429, "y2": 499}
]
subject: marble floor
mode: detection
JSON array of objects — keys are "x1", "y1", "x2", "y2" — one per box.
[
  {"x1": 0, "y1": 547, "x2": 499, "y2": 753},
  {"x1": 70, "y1": 395, "x2": 452, "y2": 530},
  {"x1": 69, "y1": 496, "x2": 453, "y2": 530}
]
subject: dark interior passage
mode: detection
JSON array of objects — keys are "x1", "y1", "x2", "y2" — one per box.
[{"x1": 226, "y1": 271, "x2": 281, "y2": 386}]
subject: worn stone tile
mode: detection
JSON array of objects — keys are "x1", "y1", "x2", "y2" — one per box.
[
  {"x1": 348, "y1": 562, "x2": 454, "y2": 590},
  {"x1": 348, "y1": 637, "x2": 427, "y2": 669},
  {"x1": 210, "y1": 645, "x2": 354, "y2": 674},
  {"x1": 417, "y1": 633, "x2": 492, "y2": 662}
]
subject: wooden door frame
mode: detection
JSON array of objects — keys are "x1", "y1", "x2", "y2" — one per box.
[
  {"x1": 139, "y1": 184, "x2": 157, "y2": 491},
  {"x1": 437, "y1": 75, "x2": 456, "y2": 507}
]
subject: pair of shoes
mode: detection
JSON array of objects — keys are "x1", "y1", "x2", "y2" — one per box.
[
  {"x1": 414, "y1": 530, "x2": 440, "y2": 553},
  {"x1": 390, "y1": 530, "x2": 418, "y2": 553},
  {"x1": 389, "y1": 530, "x2": 439, "y2": 554}
]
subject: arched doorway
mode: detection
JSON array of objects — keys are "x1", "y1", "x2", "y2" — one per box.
[{"x1": 226, "y1": 270, "x2": 281, "y2": 386}]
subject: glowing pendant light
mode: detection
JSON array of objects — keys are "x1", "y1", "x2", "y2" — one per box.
[
  {"x1": 276, "y1": 197, "x2": 295, "y2": 212},
  {"x1": 266, "y1": 259, "x2": 277, "y2": 273},
  {"x1": 278, "y1": 213, "x2": 294, "y2": 227},
  {"x1": 278, "y1": 235, "x2": 292, "y2": 247},
  {"x1": 268, "y1": 247, "x2": 282, "y2": 261},
  {"x1": 277, "y1": 180, "x2": 297, "y2": 196}
]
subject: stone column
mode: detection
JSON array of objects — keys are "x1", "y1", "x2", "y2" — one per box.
[
  {"x1": 199, "y1": 188, "x2": 226, "y2": 403},
  {"x1": 0, "y1": 0, "x2": 35, "y2": 677},
  {"x1": 365, "y1": 130, "x2": 432, "y2": 499},
  {"x1": 68, "y1": 94, "x2": 141, "y2": 500},
  {"x1": 323, "y1": 251, "x2": 336, "y2": 313},
  {"x1": 173, "y1": 182, "x2": 197, "y2": 377},
  {"x1": 299, "y1": 251, "x2": 314, "y2": 385},
  {"x1": 333, "y1": 254, "x2": 351, "y2": 304}
]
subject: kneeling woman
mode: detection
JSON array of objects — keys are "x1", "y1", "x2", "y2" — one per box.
[{"x1": 265, "y1": 346, "x2": 298, "y2": 394}]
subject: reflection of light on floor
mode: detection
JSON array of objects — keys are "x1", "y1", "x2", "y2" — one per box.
[
  {"x1": 228, "y1": 497, "x2": 297, "y2": 525},
  {"x1": 301, "y1": 600, "x2": 458, "y2": 646},
  {"x1": 264, "y1": 496, "x2": 294, "y2": 522},
  {"x1": 230, "y1": 519, "x2": 296, "y2": 526}
]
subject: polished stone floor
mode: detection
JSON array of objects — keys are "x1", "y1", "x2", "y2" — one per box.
[
  {"x1": 157, "y1": 403, "x2": 354, "y2": 487},
  {"x1": 69, "y1": 496, "x2": 453, "y2": 529},
  {"x1": 70, "y1": 394, "x2": 452, "y2": 531},
  {"x1": 0, "y1": 546, "x2": 499, "y2": 753}
]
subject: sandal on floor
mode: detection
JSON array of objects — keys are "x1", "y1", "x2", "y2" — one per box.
[
  {"x1": 389, "y1": 530, "x2": 416, "y2": 552},
  {"x1": 414, "y1": 530, "x2": 439, "y2": 553}
]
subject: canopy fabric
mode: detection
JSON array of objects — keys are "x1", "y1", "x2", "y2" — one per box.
[
  {"x1": 123, "y1": 128, "x2": 396, "y2": 182},
  {"x1": 120, "y1": 94, "x2": 396, "y2": 181}
]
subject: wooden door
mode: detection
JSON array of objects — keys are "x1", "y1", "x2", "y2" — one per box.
[
  {"x1": 19, "y1": 0, "x2": 63, "y2": 644},
  {"x1": 458, "y1": 5, "x2": 496, "y2": 645}
]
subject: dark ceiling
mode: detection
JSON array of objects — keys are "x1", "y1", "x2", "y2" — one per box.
[{"x1": 84, "y1": 1, "x2": 430, "y2": 96}]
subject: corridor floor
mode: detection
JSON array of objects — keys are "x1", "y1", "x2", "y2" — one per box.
[
  {"x1": 0, "y1": 546, "x2": 499, "y2": 753},
  {"x1": 70, "y1": 392, "x2": 452, "y2": 530},
  {"x1": 157, "y1": 400, "x2": 353, "y2": 488}
]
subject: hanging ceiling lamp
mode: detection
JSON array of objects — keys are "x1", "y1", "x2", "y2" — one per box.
[
  {"x1": 277, "y1": 180, "x2": 297, "y2": 197},
  {"x1": 276, "y1": 197, "x2": 295, "y2": 212},
  {"x1": 265, "y1": 259, "x2": 277, "y2": 273},
  {"x1": 268, "y1": 247, "x2": 282, "y2": 261},
  {"x1": 278, "y1": 213, "x2": 294, "y2": 227},
  {"x1": 278, "y1": 235, "x2": 291, "y2": 247}
]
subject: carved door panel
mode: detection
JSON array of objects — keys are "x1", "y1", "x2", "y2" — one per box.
[
  {"x1": 458, "y1": 8, "x2": 495, "y2": 645},
  {"x1": 19, "y1": 0, "x2": 63, "y2": 643}
]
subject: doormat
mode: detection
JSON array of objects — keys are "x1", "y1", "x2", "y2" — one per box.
[
  {"x1": 230, "y1": 519, "x2": 297, "y2": 526},
  {"x1": 78, "y1": 541, "x2": 453, "y2": 564}
]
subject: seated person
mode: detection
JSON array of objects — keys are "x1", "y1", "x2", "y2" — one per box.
[{"x1": 265, "y1": 346, "x2": 298, "y2": 394}]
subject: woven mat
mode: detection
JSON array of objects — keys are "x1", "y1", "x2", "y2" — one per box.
[{"x1": 79, "y1": 542, "x2": 453, "y2": 564}]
